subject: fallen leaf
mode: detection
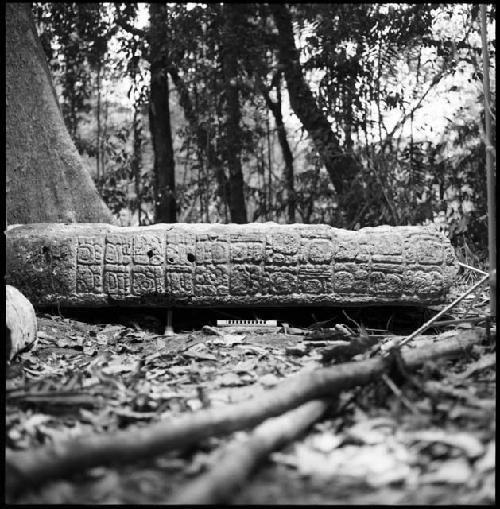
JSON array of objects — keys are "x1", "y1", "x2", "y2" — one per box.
[
  {"x1": 96, "y1": 334, "x2": 108, "y2": 346},
  {"x1": 89, "y1": 470, "x2": 121, "y2": 502},
  {"x1": 285, "y1": 327, "x2": 306, "y2": 335},
  {"x1": 294, "y1": 442, "x2": 413, "y2": 487},
  {"x1": 454, "y1": 353, "x2": 496, "y2": 379},
  {"x1": 402, "y1": 430, "x2": 484, "y2": 459},
  {"x1": 127, "y1": 331, "x2": 146, "y2": 343},
  {"x1": 168, "y1": 366, "x2": 187, "y2": 375},
  {"x1": 187, "y1": 342, "x2": 208, "y2": 352},
  {"x1": 83, "y1": 345, "x2": 97, "y2": 356},
  {"x1": 56, "y1": 338, "x2": 70, "y2": 348},
  {"x1": 22, "y1": 413, "x2": 53, "y2": 435},
  {"x1": 218, "y1": 372, "x2": 244, "y2": 387},
  {"x1": 259, "y1": 373, "x2": 280, "y2": 388},
  {"x1": 424, "y1": 381, "x2": 495, "y2": 410},
  {"x1": 187, "y1": 398, "x2": 203, "y2": 411},
  {"x1": 37, "y1": 331, "x2": 55, "y2": 341},
  {"x1": 202, "y1": 325, "x2": 223, "y2": 336},
  {"x1": 474, "y1": 441, "x2": 495, "y2": 473},
  {"x1": 236, "y1": 344, "x2": 268, "y2": 356},
  {"x1": 285, "y1": 343, "x2": 308, "y2": 357},
  {"x1": 420, "y1": 458, "x2": 472, "y2": 485},
  {"x1": 308, "y1": 432, "x2": 343, "y2": 453},
  {"x1": 183, "y1": 351, "x2": 216, "y2": 361},
  {"x1": 346, "y1": 418, "x2": 396, "y2": 445},
  {"x1": 222, "y1": 334, "x2": 246, "y2": 345},
  {"x1": 101, "y1": 325, "x2": 124, "y2": 334},
  {"x1": 232, "y1": 359, "x2": 257, "y2": 373},
  {"x1": 102, "y1": 359, "x2": 136, "y2": 375}
]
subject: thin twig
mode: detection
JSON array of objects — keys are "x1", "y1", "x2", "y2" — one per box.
[
  {"x1": 458, "y1": 262, "x2": 488, "y2": 275},
  {"x1": 381, "y1": 373, "x2": 419, "y2": 415},
  {"x1": 382, "y1": 274, "x2": 489, "y2": 355},
  {"x1": 342, "y1": 310, "x2": 361, "y2": 329}
]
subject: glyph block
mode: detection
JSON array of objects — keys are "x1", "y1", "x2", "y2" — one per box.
[{"x1": 5, "y1": 223, "x2": 459, "y2": 307}]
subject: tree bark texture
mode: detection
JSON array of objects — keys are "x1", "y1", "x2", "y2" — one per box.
[
  {"x1": 149, "y1": 4, "x2": 177, "y2": 223},
  {"x1": 167, "y1": 399, "x2": 329, "y2": 504},
  {"x1": 222, "y1": 4, "x2": 248, "y2": 223},
  {"x1": 269, "y1": 4, "x2": 358, "y2": 198},
  {"x1": 5, "y1": 3, "x2": 114, "y2": 225}
]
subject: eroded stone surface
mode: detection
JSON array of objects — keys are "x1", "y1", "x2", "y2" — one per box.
[{"x1": 5, "y1": 223, "x2": 459, "y2": 307}]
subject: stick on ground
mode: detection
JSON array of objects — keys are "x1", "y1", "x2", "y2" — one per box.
[
  {"x1": 5, "y1": 329, "x2": 484, "y2": 497},
  {"x1": 166, "y1": 399, "x2": 330, "y2": 504}
]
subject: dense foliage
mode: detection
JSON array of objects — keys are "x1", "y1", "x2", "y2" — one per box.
[{"x1": 33, "y1": 3, "x2": 495, "y2": 254}]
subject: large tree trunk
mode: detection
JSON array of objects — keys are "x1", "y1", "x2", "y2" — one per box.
[
  {"x1": 149, "y1": 4, "x2": 177, "y2": 223},
  {"x1": 269, "y1": 4, "x2": 358, "y2": 199},
  {"x1": 5, "y1": 3, "x2": 114, "y2": 225},
  {"x1": 222, "y1": 4, "x2": 247, "y2": 224}
]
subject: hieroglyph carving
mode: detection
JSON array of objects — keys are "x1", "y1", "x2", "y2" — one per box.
[{"x1": 5, "y1": 223, "x2": 459, "y2": 307}]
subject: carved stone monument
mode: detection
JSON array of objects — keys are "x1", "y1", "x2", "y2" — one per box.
[{"x1": 5, "y1": 223, "x2": 459, "y2": 307}]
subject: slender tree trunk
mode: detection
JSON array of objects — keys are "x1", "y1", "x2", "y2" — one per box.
[
  {"x1": 198, "y1": 148, "x2": 205, "y2": 221},
  {"x1": 264, "y1": 109, "x2": 272, "y2": 220},
  {"x1": 260, "y1": 74, "x2": 295, "y2": 223},
  {"x1": 96, "y1": 63, "x2": 101, "y2": 185},
  {"x1": 132, "y1": 106, "x2": 142, "y2": 226},
  {"x1": 277, "y1": 79, "x2": 295, "y2": 223},
  {"x1": 269, "y1": 4, "x2": 358, "y2": 199},
  {"x1": 222, "y1": 3, "x2": 247, "y2": 223},
  {"x1": 102, "y1": 77, "x2": 108, "y2": 181},
  {"x1": 5, "y1": 3, "x2": 114, "y2": 225},
  {"x1": 168, "y1": 66, "x2": 230, "y2": 216},
  {"x1": 260, "y1": 145, "x2": 267, "y2": 219},
  {"x1": 149, "y1": 4, "x2": 176, "y2": 223}
]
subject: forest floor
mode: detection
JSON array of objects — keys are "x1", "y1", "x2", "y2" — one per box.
[{"x1": 5, "y1": 273, "x2": 495, "y2": 504}]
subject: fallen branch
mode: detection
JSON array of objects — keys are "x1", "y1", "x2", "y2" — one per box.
[
  {"x1": 5, "y1": 329, "x2": 484, "y2": 498},
  {"x1": 383, "y1": 274, "x2": 489, "y2": 354},
  {"x1": 431, "y1": 316, "x2": 487, "y2": 328},
  {"x1": 166, "y1": 399, "x2": 331, "y2": 504}
]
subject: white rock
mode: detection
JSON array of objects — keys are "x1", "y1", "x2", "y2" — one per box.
[{"x1": 6, "y1": 284, "x2": 37, "y2": 361}]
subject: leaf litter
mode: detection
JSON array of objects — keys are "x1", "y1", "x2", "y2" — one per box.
[{"x1": 5, "y1": 310, "x2": 496, "y2": 505}]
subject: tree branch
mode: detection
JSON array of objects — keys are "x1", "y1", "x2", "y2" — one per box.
[
  {"x1": 5, "y1": 329, "x2": 484, "y2": 499},
  {"x1": 166, "y1": 399, "x2": 331, "y2": 504}
]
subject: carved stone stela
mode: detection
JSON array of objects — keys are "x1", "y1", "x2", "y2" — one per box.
[{"x1": 6, "y1": 223, "x2": 459, "y2": 307}]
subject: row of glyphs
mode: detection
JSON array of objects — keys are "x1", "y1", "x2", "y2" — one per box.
[
  {"x1": 72, "y1": 227, "x2": 453, "y2": 299},
  {"x1": 5, "y1": 223, "x2": 459, "y2": 306}
]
